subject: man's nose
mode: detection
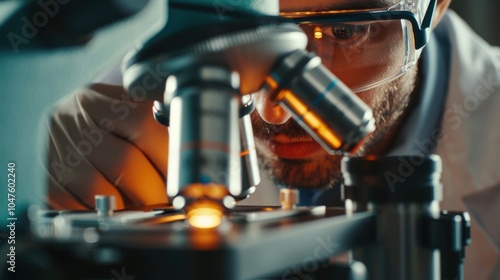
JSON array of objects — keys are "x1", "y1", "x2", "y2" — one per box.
[{"x1": 252, "y1": 90, "x2": 293, "y2": 125}]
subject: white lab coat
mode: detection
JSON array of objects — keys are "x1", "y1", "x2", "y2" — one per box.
[{"x1": 434, "y1": 11, "x2": 500, "y2": 279}]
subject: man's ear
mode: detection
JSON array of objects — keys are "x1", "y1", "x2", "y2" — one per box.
[{"x1": 432, "y1": 0, "x2": 452, "y2": 28}]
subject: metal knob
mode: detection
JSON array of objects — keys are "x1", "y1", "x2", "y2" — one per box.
[
  {"x1": 94, "y1": 195, "x2": 116, "y2": 217},
  {"x1": 280, "y1": 188, "x2": 298, "y2": 210}
]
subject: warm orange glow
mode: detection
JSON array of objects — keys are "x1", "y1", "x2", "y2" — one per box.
[
  {"x1": 282, "y1": 92, "x2": 342, "y2": 149},
  {"x1": 240, "y1": 147, "x2": 255, "y2": 157},
  {"x1": 187, "y1": 207, "x2": 223, "y2": 229},
  {"x1": 311, "y1": 120, "x2": 342, "y2": 149},
  {"x1": 183, "y1": 183, "x2": 229, "y2": 200},
  {"x1": 280, "y1": 8, "x2": 385, "y2": 18},
  {"x1": 265, "y1": 76, "x2": 281, "y2": 100},
  {"x1": 314, "y1": 27, "x2": 323, "y2": 39},
  {"x1": 300, "y1": 109, "x2": 323, "y2": 130},
  {"x1": 282, "y1": 91, "x2": 309, "y2": 116},
  {"x1": 186, "y1": 201, "x2": 224, "y2": 229},
  {"x1": 189, "y1": 228, "x2": 221, "y2": 249},
  {"x1": 183, "y1": 184, "x2": 205, "y2": 198},
  {"x1": 204, "y1": 184, "x2": 228, "y2": 199}
]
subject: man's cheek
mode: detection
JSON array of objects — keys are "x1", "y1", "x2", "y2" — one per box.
[{"x1": 355, "y1": 90, "x2": 379, "y2": 109}]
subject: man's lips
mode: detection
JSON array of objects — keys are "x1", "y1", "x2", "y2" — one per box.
[{"x1": 257, "y1": 135, "x2": 325, "y2": 159}]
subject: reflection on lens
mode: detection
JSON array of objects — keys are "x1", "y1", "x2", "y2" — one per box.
[
  {"x1": 314, "y1": 26, "x2": 323, "y2": 39},
  {"x1": 279, "y1": 89, "x2": 342, "y2": 150}
]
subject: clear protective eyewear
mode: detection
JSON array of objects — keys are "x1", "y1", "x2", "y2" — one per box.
[{"x1": 280, "y1": 0, "x2": 437, "y2": 92}]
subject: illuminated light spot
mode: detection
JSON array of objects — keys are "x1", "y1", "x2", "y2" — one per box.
[
  {"x1": 187, "y1": 206, "x2": 223, "y2": 229},
  {"x1": 314, "y1": 27, "x2": 323, "y2": 39}
]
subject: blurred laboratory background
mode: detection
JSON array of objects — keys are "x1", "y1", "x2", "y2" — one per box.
[{"x1": 450, "y1": 1, "x2": 500, "y2": 46}]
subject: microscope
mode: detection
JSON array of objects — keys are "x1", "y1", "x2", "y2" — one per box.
[
  {"x1": 1, "y1": 1, "x2": 470, "y2": 279},
  {"x1": 130, "y1": 0, "x2": 376, "y2": 228}
]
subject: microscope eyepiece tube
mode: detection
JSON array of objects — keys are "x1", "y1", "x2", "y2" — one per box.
[
  {"x1": 165, "y1": 65, "x2": 241, "y2": 228},
  {"x1": 264, "y1": 49, "x2": 375, "y2": 155}
]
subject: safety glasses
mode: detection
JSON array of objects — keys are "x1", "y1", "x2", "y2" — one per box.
[{"x1": 280, "y1": 0, "x2": 437, "y2": 92}]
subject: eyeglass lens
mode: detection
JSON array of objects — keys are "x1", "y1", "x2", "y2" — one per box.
[{"x1": 299, "y1": 19, "x2": 415, "y2": 92}]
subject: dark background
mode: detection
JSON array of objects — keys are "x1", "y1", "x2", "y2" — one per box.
[{"x1": 450, "y1": 1, "x2": 500, "y2": 46}]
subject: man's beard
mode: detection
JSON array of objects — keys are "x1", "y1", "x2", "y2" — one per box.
[
  {"x1": 251, "y1": 65, "x2": 419, "y2": 189},
  {"x1": 252, "y1": 118, "x2": 344, "y2": 189}
]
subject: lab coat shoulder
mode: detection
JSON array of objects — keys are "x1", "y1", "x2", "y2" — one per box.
[
  {"x1": 434, "y1": 10, "x2": 500, "y2": 201},
  {"x1": 433, "y1": 11, "x2": 500, "y2": 279}
]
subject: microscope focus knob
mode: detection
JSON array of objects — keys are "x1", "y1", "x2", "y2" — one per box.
[
  {"x1": 94, "y1": 195, "x2": 116, "y2": 217},
  {"x1": 280, "y1": 189, "x2": 298, "y2": 210}
]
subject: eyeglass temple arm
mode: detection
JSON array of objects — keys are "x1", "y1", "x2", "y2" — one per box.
[{"x1": 417, "y1": 0, "x2": 437, "y2": 49}]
